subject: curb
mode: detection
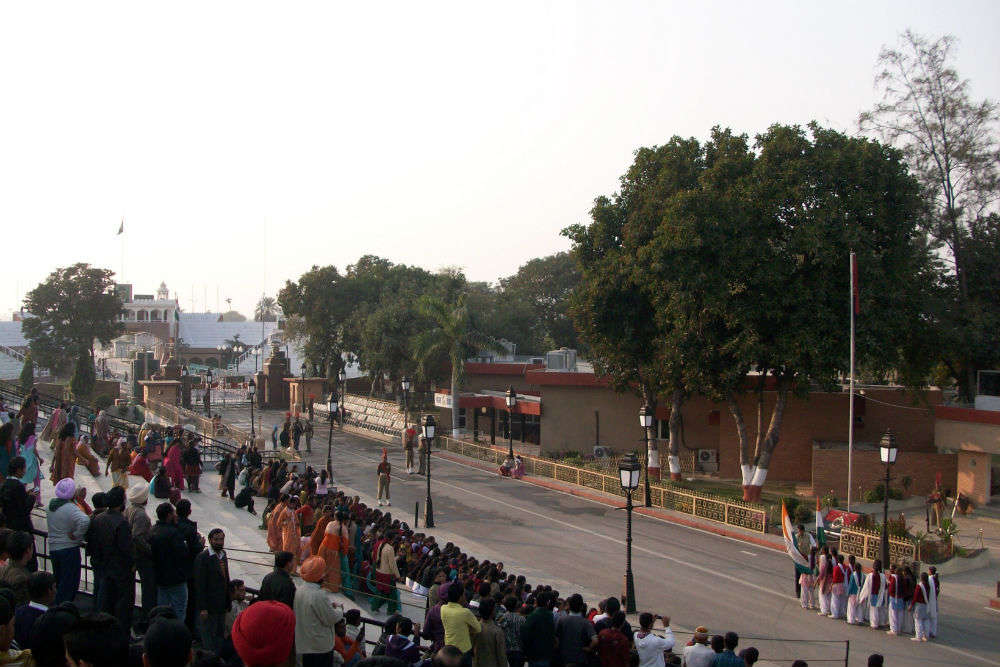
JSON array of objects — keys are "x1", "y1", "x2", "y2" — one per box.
[{"x1": 431, "y1": 449, "x2": 786, "y2": 554}]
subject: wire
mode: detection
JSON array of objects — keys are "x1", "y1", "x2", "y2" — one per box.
[{"x1": 858, "y1": 395, "x2": 933, "y2": 412}]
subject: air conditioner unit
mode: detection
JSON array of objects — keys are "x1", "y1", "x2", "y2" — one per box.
[
  {"x1": 593, "y1": 446, "x2": 614, "y2": 458},
  {"x1": 697, "y1": 449, "x2": 718, "y2": 464}
]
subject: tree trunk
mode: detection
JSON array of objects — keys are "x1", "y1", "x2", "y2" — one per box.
[
  {"x1": 746, "y1": 388, "x2": 789, "y2": 502},
  {"x1": 667, "y1": 389, "x2": 683, "y2": 481},
  {"x1": 726, "y1": 393, "x2": 753, "y2": 500},
  {"x1": 642, "y1": 385, "x2": 659, "y2": 481},
  {"x1": 451, "y1": 366, "x2": 461, "y2": 436}
]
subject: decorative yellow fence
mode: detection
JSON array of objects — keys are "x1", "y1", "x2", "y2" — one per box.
[
  {"x1": 838, "y1": 527, "x2": 917, "y2": 565},
  {"x1": 438, "y1": 436, "x2": 768, "y2": 533}
]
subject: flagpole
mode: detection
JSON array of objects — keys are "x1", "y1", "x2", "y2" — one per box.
[
  {"x1": 847, "y1": 251, "x2": 856, "y2": 513},
  {"x1": 120, "y1": 217, "x2": 125, "y2": 282}
]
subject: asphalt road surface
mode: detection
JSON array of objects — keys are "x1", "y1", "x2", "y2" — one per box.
[{"x1": 237, "y1": 413, "x2": 1000, "y2": 667}]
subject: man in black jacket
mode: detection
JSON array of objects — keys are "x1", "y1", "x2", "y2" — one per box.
[
  {"x1": 257, "y1": 551, "x2": 296, "y2": 609},
  {"x1": 0, "y1": 457, "x2": 35, "y2": 534},
  {"x1": 150, "y1": 501, "x2": 191, "y2": 622},
  {"x1": 175, "y1": 499, "x2": 204, "y2": 635},
  {"x1": 85, "y1": 486, "x2": 134, "y2": 633},
  {"x1": 194, "y1": 528, "x2": 230, "y2": 655}
]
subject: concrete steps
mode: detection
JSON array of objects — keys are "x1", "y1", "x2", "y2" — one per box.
[{"x1": 342, "y1": 394, "x2": 406, "y2": 437}]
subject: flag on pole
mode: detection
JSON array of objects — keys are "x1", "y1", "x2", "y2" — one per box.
[
  {"x1": 117, "y1": 217, "x2": 124, "y2": 235},
  {"x1": 851, "y1": 252, "x2": 860, "y2": 314},
  {"x1": 816, "y1": 497, "x2": 826, "y2": 547},
  {"x1": 781, "y1": 501, "x2": 811, "y2": 570}
]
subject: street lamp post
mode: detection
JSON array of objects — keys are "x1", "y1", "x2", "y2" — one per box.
[
  {"x1": 248, "y1": 379, "x2": 256, "y2": 441},
  {"x1": 181, "y1": 365, "x2": 189, "y2": 408},
  {"x1": 639, "y1": 403, "x2": 655, "y2": 507},
  {"x1": 300, "y1": 362, "x2": 307, "y2": 415},
  {"x1": 338, "y1": 369, "x2": 346, "y2": 425},
  {"x1": 619, "y1": 451, "x2": 641, "y2": 613},
  {"x1": 327, "y1": 392, "x2": 338, "y2": 476},
  {"x1": 505, "y1": 386, "x2": 517, "y2": 458},
  {"x1": 205, "y1": 368, "x2": 213, "y2": 416},
  {"x1": 879, "y1": 429, "x2": 898, "y2": 567},
  {"x1": 423, "y1": 414, "x2": 436, "y2": 528},
  {"x1": 401, "y1": 377, "x2": 411, "y2": 428}
]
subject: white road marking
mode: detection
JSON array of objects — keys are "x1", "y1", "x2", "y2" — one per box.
[{"x1": 740, "y1": 550, "x2": 758, "y2": 556}]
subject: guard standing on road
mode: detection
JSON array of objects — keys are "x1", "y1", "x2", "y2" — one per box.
[{"x1": 377, "y1": 449, "x2": 391, "y2": 506}]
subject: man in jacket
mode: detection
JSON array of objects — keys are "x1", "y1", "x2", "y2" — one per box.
[
  {"x1": 0, "y1": 456, "x2": 35, "y2": 534},
  {"x1": 194, "y1": 528, "x2": 231, "y2": 655},
  {"x1": 176, "y1": 498, "x2": 205, "y2": 634},
  {"x1": 258, "y1": 551, "x2": 297, "y2": 609},
  {"x1": 125, "y1": 482, "x2": 157, "y2": 621},
  {"x1": 85, "y1": 485, "x2": 134, "y2": 633},
  {"x1": 46, "y1": 478, "x2": 90, "y2": 604},
  {"x1": 150, "y1": 501, "x2": 191, "y2": 621},
  {"x1": 520, "y1": 592, "x2": 556, "y2": 667}
]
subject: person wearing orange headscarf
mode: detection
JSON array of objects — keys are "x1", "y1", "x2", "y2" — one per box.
[
  {"x1": 376, "y1": 448, "x2": 391, "y2": 506},
  {"x1": 317, "y1": 510, "x2": 350, "y2": 594},
  {"x1": 266, "y1": 494, "x2": 288, "y2": 552},
  {"x1": 280, "y1": 495, "x2": 302, "y2": 571}
]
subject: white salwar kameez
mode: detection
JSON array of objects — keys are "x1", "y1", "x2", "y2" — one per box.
[
  {"x1": 858, "y1": 571, "x2": 887, "y2": 629},
  {"x1": 845, "y1": 572, "x2": 864, "y2": 625},
  {"x1": 929, "y1": 575, "x2": 939, "y2": 638},
  {"x1": 817, "y1": 555, "x2": 832, "y2": 615},
  {"x1": 913, "y1": 582, "x2": 934, "y2": 641}
]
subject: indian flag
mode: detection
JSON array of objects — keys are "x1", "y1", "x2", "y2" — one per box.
[
  {"x1": 781, "y1": 501, "x2": 810, "y2": 570},
  {"x1": 816, "y1": 497, "x2": 826, "y2": 547}
]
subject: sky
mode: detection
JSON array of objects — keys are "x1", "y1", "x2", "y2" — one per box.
[{"x1": 1, "y1": 1, "x2": 998, "y2": 319}]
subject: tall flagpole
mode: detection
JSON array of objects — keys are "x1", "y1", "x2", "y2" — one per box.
[{"x1": 847, "y1": 251, "x2": 856, "y2": 512}]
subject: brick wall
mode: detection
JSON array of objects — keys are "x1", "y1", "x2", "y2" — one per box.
[{"x1": 811, "y1": 447, "x2": 956, "y2": 501}]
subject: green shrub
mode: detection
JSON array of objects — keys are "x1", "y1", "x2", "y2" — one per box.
[
  {"x1": 863, "y1": 488, "x2": 881, "y2": 503},
  {"x1": 94, "y1": 395, "x2": 114, "y2": 412}
]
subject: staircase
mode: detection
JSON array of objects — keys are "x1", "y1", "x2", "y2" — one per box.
[{"x1": 0, "y1": 345, "x2": 49, "y2": 380}]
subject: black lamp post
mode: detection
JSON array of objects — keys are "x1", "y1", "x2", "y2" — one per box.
[
  {"x1": 423, "y1": 414, "x2": 436, "y2": 528},
  {"x1": 505, "y1": 386, "x2": 517, "y2": 458},
  {"x1": 338, "y1": 369, "x2": 346, "y2": 425},
  {"x1": 879, "y1": 428, "x2": 898, "y2": 567},
  {"x1": 327, "y1": 392, "x2": 338, "y2": 476},
  {"x1": 248, "y1": 379, "x2": 256, "y2": 440},
  {"x1": 619, "y1": 452, "x2": 641, "y2": 614},
  {"x1": 181, "y1": 365, "x2": 189, "y2": 408},
  {"x1": 300, "y1": 362, "x2": 307, "y2": 415},
  {"x1": 639, "y1": 403, "x2": 655, "y2": 507},
  {"x1": 401, "y1": 377, "x2": 411, "y2": 428},
  {"x1": 205, "y1": 368, "x2": 213, "y2": 416}
]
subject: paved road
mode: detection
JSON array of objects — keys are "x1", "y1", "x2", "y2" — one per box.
[{"x1": 218, "y1": 408, "x2": 1000, "y2": 667}]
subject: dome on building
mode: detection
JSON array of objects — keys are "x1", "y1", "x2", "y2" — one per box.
[{"x1": 157, "y1": 282, "x2": 169, "y2": 300}]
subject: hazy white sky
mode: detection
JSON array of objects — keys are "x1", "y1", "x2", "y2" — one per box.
[{"x1": 2, "y1": 1, "x2": 998, "y2": 318}]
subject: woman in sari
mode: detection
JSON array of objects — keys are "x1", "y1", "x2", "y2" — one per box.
[
  {"x1": 92, "y1": 410, "x2": 111, "y2": 455},
  {"x1": 280, "y1": 495, "x2": 302, "y2": 571},
  {"x1": 309, "y1": 507, "x2": 333, "y2": 556},
  {"x1": 340, "y1": 512, "x2": 357, "y2": 598},
  {"x1": 128, "y1": 448, "x2": 154, "y2": 481},
  {"x1": 75, "y1": 435, "x2": 101, "y2": 476},
  {"x1": 266, "y1": 494, "x2": 288, "y2": 552},
  {"x1": 163, "y1": 441, "x2": 185, "y2": 490},
  {"x1": 318, "y1": 510, "x2": 349, "y2": 593},
  {"x1": 16, "y1": 425, "x2": 42, "y2": 503},
  {"x1": 38, "y1": 403, "x2": 67, "y2": 443},
  {"x1": 50, "y1": 422, "x2": 78, "y2": 483}
]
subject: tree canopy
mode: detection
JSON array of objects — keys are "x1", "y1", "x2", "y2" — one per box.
[{"x1": 22, "y1": 264, "x2": 123, "y2": 377}]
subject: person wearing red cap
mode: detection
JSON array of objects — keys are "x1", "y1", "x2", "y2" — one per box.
[{"x1": 232, "y1": 600, "x2": 296, "y2": 667}]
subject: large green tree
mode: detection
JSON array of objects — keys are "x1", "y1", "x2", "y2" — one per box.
[
  {"x1": 22, "y1": 264, "x2": 123, "y2": 379},
  {"x1": 563, "y1": 138, "x2": 704, "y2": 476},
  {"x1": 638, "y1": 123, "x2": 932, "y2": 500},
  {"x1": 859, "y1": 30, "x2": 1000, "y2": 401},
  {"x1": 494, "y1": 252, "x2": 581, "y2": 355},
  {"x1": 278, "y1": 265, "x2": 350, "y2": 377},
  {"x1": 413, "y1": 293, "x2": 502, "y2": 434}
]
